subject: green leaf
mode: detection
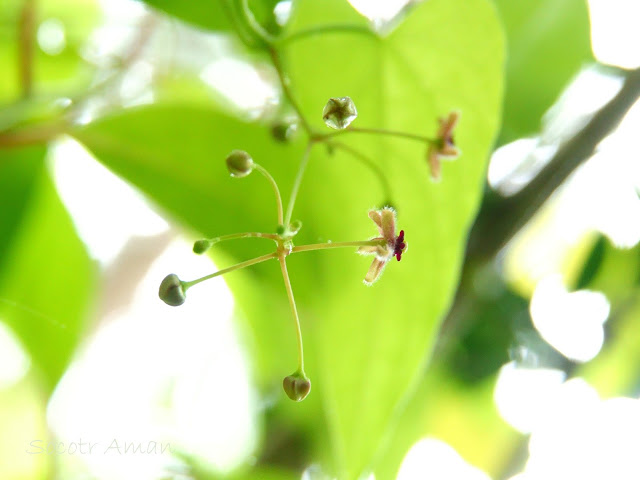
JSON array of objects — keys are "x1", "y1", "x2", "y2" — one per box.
[
  {"x1": 0, "y1": 146, "x2": 44, "y2": 273},
  {"x1": 138, "y1": 0, "x2": 283, "y2": 36},
  {"x1": 284, "y1": 0, "x2": 504, "y2": 476},
  {"x1": 138, "y1": 0, "x2": 232, "y2": 32},
  {"x1": 494, "y1": 0, "x2": 592, "y2": 142},
  {"x1": 0, "y1": 151, "x2": 96, "y2": 392}
]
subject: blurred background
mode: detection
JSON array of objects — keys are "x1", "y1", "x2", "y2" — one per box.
[{"x1": 1, "y1": 0, "x2": 640, "y2": 479}]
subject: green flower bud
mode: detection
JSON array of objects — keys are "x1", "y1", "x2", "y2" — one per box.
[
  {"x1": 193, "y1": 239, "x2": 212, "y2": 255},
  {"x1": 159, "y1": 274, "x2": 186, "y2": 306},
  {"x1": 283, "y1": 372, "x2": 311, "y2": 402},
  {"x1": 226, "y1": 150, "x2": 254, "y2": 178},
  {"x1": 322, "y1": 96, "x2": 357, "y2": 130},
  {"x1": 271, "y1": 121, "x2": 297, "y2": 143}
]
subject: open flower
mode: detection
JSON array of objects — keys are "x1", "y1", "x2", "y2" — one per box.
[
  {"x1": 358, "y1": 207, "x2": 406, "y2": 285},
  {"x1": 427, "y1": 111, "x2": 461, "y2": 181}
]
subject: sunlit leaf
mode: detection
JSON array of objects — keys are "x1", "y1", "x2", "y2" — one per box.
[
  {"x1": 0, "y1": 151, "x2": 96, "y2": 392},
  {"x1": 284, "y1": 0, "x2": 504, "y2": 475}
]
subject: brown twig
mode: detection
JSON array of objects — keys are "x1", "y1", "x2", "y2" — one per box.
[
  {"x1": 467, "y1": 66, "x2": 640, "y2": 262},
  {"x1": 18, "y1": 0, "x2": 36, "y2": 98}
]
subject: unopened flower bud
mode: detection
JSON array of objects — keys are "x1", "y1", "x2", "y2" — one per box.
[
  {"x1": 193, "y1": 239, "x2": 212, "y2": 255},
  {"x1": 322, "y1": 96, "x2": 357, "y2": 130},
  {"x1": 283, "y1": 372, "x2": 311, "y2": 402},
  {"x1": 271, "y1": 121, "x2": 297, "y2": 143},
  {"x1": 226, "y1": 150, "x2": 254, "y2": 178},
  {"x1": 159, "y1": 274, "x2": 186, "y2": 306}
]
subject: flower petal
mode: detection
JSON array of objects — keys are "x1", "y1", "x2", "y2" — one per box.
[
  {"x1": 364, "y1": 258, "x2": 387, "y2": 286},
  {"x1": 380, "y1": 208, "x2": 396, "y2": 245},
  {"x1": 440, "y1": 144, "x2": 460, "y2": 159},
  {"x1": 368, "y1": 210, "x2": 383, "y2": 232},
  {"x1": 438, "y1": 111, "x2": 460, "y2": 140},
  {"x1": 427, "y1": 146, "x2": 441, "y2": 182}
]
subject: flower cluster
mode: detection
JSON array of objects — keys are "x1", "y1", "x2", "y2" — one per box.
[{"x1": 157, "y1": 96, "x2": 467, "y2": 402}]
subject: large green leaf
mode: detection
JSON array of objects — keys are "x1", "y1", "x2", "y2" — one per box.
[
  {"x1": 283, "y1": 0, "x2": 504, "y2": 476},
  {"x1": 73, "y1": 0, "x2": 504, "y2": 476},
  {"x1": 494, "y1": 0, "x2": 592, "y2": 142},
  {"x1": 0, "y1": 151, "x2": 96, "y2": 392}
]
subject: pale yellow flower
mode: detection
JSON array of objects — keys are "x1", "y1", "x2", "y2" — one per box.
[{"x1": 358, "y1": 207, "x2": 406, "y2": 285}]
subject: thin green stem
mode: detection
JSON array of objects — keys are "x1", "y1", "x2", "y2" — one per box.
[
  {"x1": 284, "y1": 142, "x2": 313, "y2": 228},
  {"x1": 291, "y1": 239, "x2": 384, "y2": 254},
  {"x1": 269, "y1": 47, "x2": 312, "y2": 135},
  {"x1": 329, "y1": 140, "x2": 392, "y2": 202},
  {"x1": 254, "y1": 164, "x2": 284, "y2": 226},
  {"x1": 205, "y1": 232, "x2": 279, "y2": 243},
  {"x1": 321, "y1": 126, "x2": 436, "y2": 144},
  {"x1": 278, "y1": 255, "x2": 305, "y2": 374},
  {"x1": 278, "y1": 24, "x2": 376, "y2": 46},
  {"x1": 183, "y1": 252, "x2": 277, "y2": 289}
]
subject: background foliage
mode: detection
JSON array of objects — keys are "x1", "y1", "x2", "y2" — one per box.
[{"x1": 1, "y1": 1, "x2": 639, "y2": 480}]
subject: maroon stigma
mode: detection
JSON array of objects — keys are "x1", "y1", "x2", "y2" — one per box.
[{"x1": 394, "y1": 230, "x2": 405, "y2": 261}]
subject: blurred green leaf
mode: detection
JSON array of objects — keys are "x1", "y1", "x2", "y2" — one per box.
[
  {"x1": 0, "y1": 150, "x2": 96, "y2": 392},
  {"x1": 138, "y1": 0, "x2": 283, "y2": 36},
  {"x1": 495, "y1": 0, "x2": 592, "y2": 142},
  {"x1": 74, "y1": 0, "x2": 503, "y2": 476},
  {"x1": 0, "y1": 146, "x2": 44, "y2": 272},
  {"x1": 574, "y1": 235, "x2": 607, "y2": 290},
  {"x1": 139, "y1": 0, "x2": 231, "y2": 32}
]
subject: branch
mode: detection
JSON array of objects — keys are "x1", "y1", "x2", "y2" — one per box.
[{"x1": 467, "y1": 66, "x2": 640, "y2": 262}]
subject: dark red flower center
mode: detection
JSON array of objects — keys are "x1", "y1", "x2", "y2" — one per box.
[{"x1": 394, "y1": 230, "x2": 405, "y2": 261}]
